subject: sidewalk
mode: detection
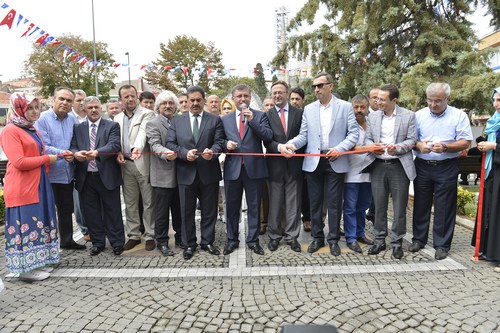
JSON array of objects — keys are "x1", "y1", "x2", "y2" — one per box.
[{"x1": 0, "y1": 201, "x2": 498, "y2": 333}]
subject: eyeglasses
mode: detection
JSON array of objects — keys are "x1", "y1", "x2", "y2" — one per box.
[
  {"x1": 311, "y1": 82, "x2": 332, "y2": 90},
  {"x1": 426, "y1": 98, "x2": 447, "y2": 105}
]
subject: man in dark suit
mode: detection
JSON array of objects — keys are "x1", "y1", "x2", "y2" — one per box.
[
  {"x1": 265, "y1": 81, "x2": 304, "y2": 252},
  {"x1": 166, "y1": 86, "x2": 225, "y2": 260},
  {"x1": 70, "y1": 96, "x2": 125, "y2": 256},
  {"x1": 221, "y1": 84, "x2": 273, "y2": 256}
]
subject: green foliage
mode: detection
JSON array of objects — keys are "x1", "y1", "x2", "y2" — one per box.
[
  {"x1": 457, "y1": 186, "x2": 476, "y2": 215},
  {"x1": 144, "y1": 35, "x2": 226, "y2": 95},
  {"x1": 272, "y1": 0, "x2": 500, "y2": 110},
  {"x1": 210, "y1": 76, "x2": 257, "y2": 99},
  {"x1": 24, "y1": 34, "x2": 116, "y2": 100},
  {"x1": 254, "y1": 63, "x2": 268, "y2": 100}
]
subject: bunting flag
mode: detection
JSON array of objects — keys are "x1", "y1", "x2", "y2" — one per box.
[{"x1": 0, "y1": 1, "x2": 311, "y2": 77}]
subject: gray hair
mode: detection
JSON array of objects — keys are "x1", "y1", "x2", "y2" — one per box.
[
  {"x1": 352, "y1": 94, "x2": 369, "y2": 105},
  {"x1": 426, "y1": 83, "x2": 451, "y2": 97},
  {"x1": 74, "y1": 89, "x2": 87, "y2": 97},
  {"x1": 155, "y1": 90, "x2": 179, "y2": 112},
  {"x1": 231, "y1": 84, "x2": 251, "y2": 96},
  {"x1": 313, "y1": 72, "x2": 333, "y2": 83},
  {"x1": 82, "y1": 96, "x2": 101, "y2": 110}
]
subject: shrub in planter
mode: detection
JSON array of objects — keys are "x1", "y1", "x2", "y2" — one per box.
[{"x1": 457, "y1": 186, "x2": 475, "y2": 215}]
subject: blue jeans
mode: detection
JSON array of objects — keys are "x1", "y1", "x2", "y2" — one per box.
[{"x1": 343, "y1": 182, "x2": 371, "y2": 243}]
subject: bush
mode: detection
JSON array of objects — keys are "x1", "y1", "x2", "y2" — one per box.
[{"x1": 457, "y1": 186, "x2": 476, "y2": 215}]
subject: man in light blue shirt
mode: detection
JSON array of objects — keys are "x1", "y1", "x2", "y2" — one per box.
[
  {"x1": 35, "y1": 87, "x2": 86, "y2": 251},
  {"x1": 411, "y1": 82, "x2": 473, "y2": 260}
]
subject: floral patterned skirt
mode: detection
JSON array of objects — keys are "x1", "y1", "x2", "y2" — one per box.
[{"x1": 4, "y1": 167, "x2": 59, "y2": 273}]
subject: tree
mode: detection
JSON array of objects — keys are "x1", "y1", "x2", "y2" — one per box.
[
  {"x1": 210, "y1": 76, "x2": 257, "y2": 99},
  {"x1": 25, "y1": 34, "x2": 116, "y2": 100},
  {"x1": 272, "y1": 0, "x2": 499, "y2": 111},
  {"x1": 254, "y1": 63, "x2": 268, "y2": 100},
  {"x1": 144, "y1": 35, "x2": 226, "y2": 94}
]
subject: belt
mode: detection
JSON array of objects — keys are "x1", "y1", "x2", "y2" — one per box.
[
  {"x1": 374, "y1": 158, "x2": 400, "y2": 165},
  {"x1": 417, "y1": 158, "x2": 455, "y2": 166},
  {"x1": 320, "y1": 150, "x2": 329, "y2": 154},
  {"x1": 87, "y1": 171, "x2": 100, "y2": 176}
]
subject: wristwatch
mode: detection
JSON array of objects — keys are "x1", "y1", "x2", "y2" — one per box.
[{"x1": 442, "y1": 144, "x2": 448, "y2": 153}]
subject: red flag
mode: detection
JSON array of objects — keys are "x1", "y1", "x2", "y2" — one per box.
[
  {"x1": 0, "y1": 9, "x2": 16, "y2": 29},
  {"x1": 183, "y1": 66, "x2": 189, "y2": 75},
  {"x1": 20, "y1": 22, "x2": 34, "y2": 37},
  {"x1": 140, "y1": 65, "x2": 146, "y2": 70},
  {"x1": 207, "y1": 67, "x2": 213, "y2": 76},
  {"x1": 113, "y1": 63, "x2": 121, "y2": 68},
  {"x1": 35, "y1": 33, "x2": 49, "y2": 45}
]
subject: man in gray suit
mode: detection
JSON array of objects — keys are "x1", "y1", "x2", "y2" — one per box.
[
  {"x1": 146, "y1": 91, "x2": 183, "y2": 257},
  {"x1": 364, "y1": 84, "x2": 417, "y2": 259},
  {"x1": 280, "y1": 72, "x2": 358, "y2": 256}
]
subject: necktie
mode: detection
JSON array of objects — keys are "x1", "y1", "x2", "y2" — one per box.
[
  {"x1": 192, "y1": 114, "x2": 199, "y2": 142},
  {"x1": 89, "y1": 123, "x2": 97, "y2": 170},
  {"x1": 279, "y1": 108, "x2": 286, "y2": 134},
  {"x1": 239, "y1": 111, "x2": 245, "y2": 139}
]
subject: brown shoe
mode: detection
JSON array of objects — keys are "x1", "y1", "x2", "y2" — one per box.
[
  {"x1": 145, "y1": 240, "x2": 155, "y2": 251},
  {"x1": 123, "y1": 239, "x2": 141, "y2": 251},
  {"x1": 303, "y1": 221, "x2": 311, "y2": 232}
]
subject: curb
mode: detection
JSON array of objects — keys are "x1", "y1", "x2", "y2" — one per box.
[{"x1": 456, "y1": 215, "x2": 475, "y2": 231}]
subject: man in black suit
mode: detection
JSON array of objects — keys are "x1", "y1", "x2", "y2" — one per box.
[
  {"x1": 70, "y1": 96, "x2": 125, "y2": 256},
  {"x1": 221, "y1": 84, "x2": 273, "y2": 256},
  {"x1": 265, "y1": 81, "x2": 304, "y2": 252},
  {"x1": 166, "y1": 86, "x2": 225, "y2": 260}
]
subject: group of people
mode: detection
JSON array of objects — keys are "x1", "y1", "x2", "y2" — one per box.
[{"x1": 2, "y1": 74, "x2": 499, "y2": 282}]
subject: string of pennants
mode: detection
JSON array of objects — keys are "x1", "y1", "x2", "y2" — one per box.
[{"x1": 0, "y1": 1, "x2": 311, "y2": 77}]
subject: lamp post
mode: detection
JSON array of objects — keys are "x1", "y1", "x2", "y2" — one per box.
[
  {"x1": 125, "y1": 52, "x2": 131, "y2": 85},
  {"x1": 91, "y1": 0, "x2": 99, "y2": 96}
]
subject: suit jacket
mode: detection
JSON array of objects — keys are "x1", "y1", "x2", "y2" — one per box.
[
  {"x1": 364, "y1": 105, "x2": 417, "y2": 180},
  {"x1": 166, "y1": 111, "x2": 224, "y2": 185},
  {"x1": 113, "y1": 105, "x2": 156, "y2": 176},
  {"x1": 70, "y1": 118, "x2": 122, "y2": 191},
  {"x1": 146, "y1": 114, "x2": 177, "y2": 188},
  {"x1": 221, "y1": 108, "x2": 273, "y2": 180},
  {"x1": 264, "y1": 104, "x2": 304, "y2": 180},
  {"x1": 288, "y1": 97, "x2": 359, "y2": 173}
]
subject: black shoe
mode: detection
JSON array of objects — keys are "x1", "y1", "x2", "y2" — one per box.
[
  {"x1": 113, "y1": 246, "x2": 124, "y2": 256},
  {"x1": 90, "y1": 246, "x2": 103, "y2": 256},
  {"x1": 183, "y1": 247, "x2": 195, "y2": 260},
  {"x1": 409, "y1": 242, "x2": 423, "y2": 253},
  {"x1": 435, "y1": 248, "x2": 448, "y2": 260},
  {"x1": 347, "y1": 241, "x2": 362, "y2": 253},
  {"x1": 392, "y1": 247, "x2": 404, "y2": 260},
  {"x1": 268, "y1": 239, "x2": 280, "y2": 251},
  {"x1": 287, "y1": 239, "x2": 301, "y2": 253},
  {"x1": 330, "y1": 243, "x2": 341, "y2": 256},
  {"x1": 307, "y1": 240, "x2": 325, "y2": 253},
  {"x1": 248, "y1": 244, "x2": 264, "y2": 255},
  {"x1": 223, "y1": 243, "x2": 238, "y2": 255},
  {"x1": 175, "y1": 241, "x2": 187, "y2": 249},
  {"x1": 200, "y1": 244, "x2": 220, "y2": 256},
  {"x1": 62, "y1": 242, "x2": 87, "y2": 251},
  {"x1": 367, "y1": 243, "x2": 387, "y2": 255},
  {"x1": 158, "y1": 244, "x2": 174, "y2": 257},
  {"x1": 366, "y1": 213, "x2": 375, "y2": 222},
  {"x1": 357, "y1": 236, "x2": 374, "y2": 245}
]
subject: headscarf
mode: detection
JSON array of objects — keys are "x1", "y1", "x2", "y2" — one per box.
[
  {"x1": 8, "y1": 93, "x2": 38, "y2": 131},
  {"x1": 220, "y1": 98, "x2": 236, "y2": 115},
  {"x1": 484, "y1": 87, "x2": 500, "y2": 178}
]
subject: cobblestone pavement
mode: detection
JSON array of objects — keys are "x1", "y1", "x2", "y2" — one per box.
[{"x1": 0, "y1": 201, "x2": 499, "y2": 333}]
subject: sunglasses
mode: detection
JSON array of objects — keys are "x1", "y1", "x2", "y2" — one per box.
[{"x1": 311, "y1": 82, "x2": 332, "y2": 89}]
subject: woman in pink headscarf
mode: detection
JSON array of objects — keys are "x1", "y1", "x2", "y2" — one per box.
[{"x1": 0, "y1": 93, "x2": 59, "y2": 281}]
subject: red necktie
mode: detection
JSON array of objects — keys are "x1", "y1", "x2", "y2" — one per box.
[
  {"x1": 280, "y1": 108, "x2": 286, "y2": 134},
  {"x1": 239, "y1": 111, "x2": 245, "y2": 139}
]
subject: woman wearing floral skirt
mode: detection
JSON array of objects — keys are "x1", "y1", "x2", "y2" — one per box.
[{"x1": 0, "y1": 93, "x2": 59, "y2": 281}]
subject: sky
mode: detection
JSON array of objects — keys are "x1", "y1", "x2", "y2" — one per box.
[{"x1": 0, "y1": 0, "x2": 495, "y2": 84}]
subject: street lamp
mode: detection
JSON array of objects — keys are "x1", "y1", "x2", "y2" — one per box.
[
  {"x1": 91, "y1": 0, "x2": 99, "y2": 96},
  {"x1": 125, "y1": 52, "x2": 131, "y2": 85}
]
